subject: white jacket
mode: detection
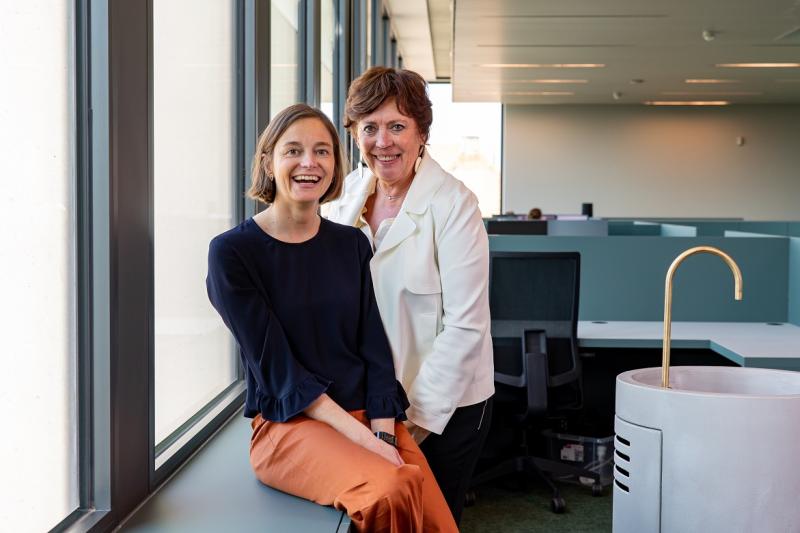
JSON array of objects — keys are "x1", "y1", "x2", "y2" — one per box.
[{"x1": 326, "y1": 152, "x2": 494, "y2": 434}]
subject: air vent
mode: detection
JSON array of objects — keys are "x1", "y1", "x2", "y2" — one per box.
[{"x1": 613, "y1": 417, "x2": 662, "y2": 531}]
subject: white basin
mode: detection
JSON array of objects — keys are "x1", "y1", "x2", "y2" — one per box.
[{"x1": 614, "y1": 365, "x2": 800, "y2": 533}]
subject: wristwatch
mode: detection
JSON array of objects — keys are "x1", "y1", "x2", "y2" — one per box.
[{"x1": 374, "y1": 431, "x2": 398, "y2": 447}]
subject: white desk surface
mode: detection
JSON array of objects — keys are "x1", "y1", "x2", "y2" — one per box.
[{"x1": 577, "y1": 321, "x2": 800, "y2": 369}]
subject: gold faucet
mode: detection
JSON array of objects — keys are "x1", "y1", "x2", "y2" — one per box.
[{"x1": 662, "y1": 246, "x2": 743, "y2": 388}]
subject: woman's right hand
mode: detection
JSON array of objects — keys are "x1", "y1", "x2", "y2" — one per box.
[
  {"x1": 359, "y1": 432, "x2": 404, "y2": 466},
  {"x1": 304, "y1": 393, "x2": 404, "y2": 466}
]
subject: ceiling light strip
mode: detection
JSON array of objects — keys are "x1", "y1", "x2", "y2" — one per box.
[
  {"x1": 716, "y1": 63, "x2": 800, "y2": 68},
  {"x1": 685, "y1": 79, "x2": 740, "y2": 84},
  {"x1": 479, "y1": 63, "x2": 605, "y2": 68},
  {"x1": 644, "y1": 101, "x2": 730, "y2": 106}
]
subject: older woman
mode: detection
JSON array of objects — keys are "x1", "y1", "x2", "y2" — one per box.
[
  {"x1": 207, "y1": 104, "x2": 456, "y2": 532},
  {"x1": 326, "y1": 67, "x2": 494, "y2": 524}
]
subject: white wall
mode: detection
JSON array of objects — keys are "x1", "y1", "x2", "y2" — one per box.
[{"x1": 503, "y1": 105, "x2": 800, "y2": 220}]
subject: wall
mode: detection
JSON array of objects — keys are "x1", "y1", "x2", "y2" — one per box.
[{"x1": 502, "y1": 105, "x2": 800, "y2": 220}]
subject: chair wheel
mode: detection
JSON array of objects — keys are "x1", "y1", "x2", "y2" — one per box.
[
  {"x1": 464, "y1": 490, "x2": 477, "y2": 507},
  {"x1": 550, "y1": 497, "x2": 566, "y2": 513},
  {"x1": 592, "y1": 483, "x2": 603, "y2": 497}
]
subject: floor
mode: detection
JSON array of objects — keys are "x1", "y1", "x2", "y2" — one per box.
[{"x1": 461, "y1": 481, "x2": 613, "y2": 533}]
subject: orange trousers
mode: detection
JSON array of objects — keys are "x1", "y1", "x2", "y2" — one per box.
[{"x1": 250, "y1": 410, "x2": 458, "y2": 533}]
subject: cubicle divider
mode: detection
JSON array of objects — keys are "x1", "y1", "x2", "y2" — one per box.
[
  {"x1": 608, "y1": 221, "x2": 661, "y2": 236},
  {"x1": 789, "y1": 237, "x2": 800, "y2": 326},
  {"x1": 659, "y1": 224, "x2": 697, "y2": 237},
  {"x1": 489, "y1": 234, "x2": 790, "y2": 323}
]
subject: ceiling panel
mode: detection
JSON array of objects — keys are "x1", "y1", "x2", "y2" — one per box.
[{"x1": 452, "y1": 0, "x2": 800, "y2": 104}]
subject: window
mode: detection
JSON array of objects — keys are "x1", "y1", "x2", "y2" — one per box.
[
  {"x1": 0, "y1": 1, "x2": 78, "y2": 530},
  {"x1": 427, "y1": 83, "x2": 502, "y2": 217},
  {"x1": 365, "y1": 0, "x2": 373, "y2": 67},
  {"x1": 271, "y1": 0, "x2": 302, "y2": 117},
  {"x1": 152, "y1": 0, "x2": 239, "y2": 456},
  {"x1": 320, "y1": 0, "x2": 336, "y2": 121}
]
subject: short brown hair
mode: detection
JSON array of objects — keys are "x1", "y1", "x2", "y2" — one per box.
[
  {"x1": 344, "y1": 67, "x2": 432, "y2": 142},
  {"x1": 248, "y1": 104, "x2": 345, "y2": 205}
]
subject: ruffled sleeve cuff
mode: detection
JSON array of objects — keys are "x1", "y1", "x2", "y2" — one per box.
[
  {"x1": 366, "y1": 380, "x2": 410, "y2": 421},
  {"x1": 258, "y1": 374, "x2": 331, "y2": 422}
]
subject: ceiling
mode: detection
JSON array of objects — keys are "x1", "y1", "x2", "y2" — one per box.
[
  {"x1": 385, "y1": 0, "x2": 437, "y2": 79},
  {"x1": 423, "y1": 0, "x2": 800, "y2": 104}
]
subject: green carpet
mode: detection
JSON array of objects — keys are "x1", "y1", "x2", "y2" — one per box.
[{"x1": 460, "y1": 482, "x2": 612, "y2": 533}]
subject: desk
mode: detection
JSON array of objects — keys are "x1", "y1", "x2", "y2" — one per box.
[{"x1": 578, "y1": 321, "x2": 800, "y2": 371}]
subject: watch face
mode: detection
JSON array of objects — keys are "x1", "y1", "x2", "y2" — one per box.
[{"x1": 376, "y1": 432, "x2": 397, "y2": 446}]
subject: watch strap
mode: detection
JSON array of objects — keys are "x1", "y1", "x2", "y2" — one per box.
[{"x1": 374, "y1": 431, "x2": 398, "y2": 447}]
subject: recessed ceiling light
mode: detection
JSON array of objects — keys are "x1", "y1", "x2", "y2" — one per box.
[
  {"x1": 662, "y1": 91, "x2": 761, "y2": 96},
  {"x1": 479, "y1": 63, "x2": 606, "y2": 68},
  {"x1": 505, "y1": 91, "x2": 575, "y2": 96},
  {"x1": 644, "y1": 101, "x2": 730, "y2": 106},
  {"x1": 716, "y1": 63, "x2": 800, "y2": 68},
  {"x1": 685, "y1": 79, "x2": 740, "y2": 84},
  {"x1": 504, "y1": 79, "x2": 589, "y2": 84}
]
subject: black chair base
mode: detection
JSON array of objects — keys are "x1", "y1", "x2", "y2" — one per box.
[{"x1": 469, "y1": 455, "x2": 603, "y2": 514}]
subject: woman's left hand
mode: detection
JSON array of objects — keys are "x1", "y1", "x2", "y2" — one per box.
[{"x1": 403, "y1": 420, "x2": 432, "y2": 445}]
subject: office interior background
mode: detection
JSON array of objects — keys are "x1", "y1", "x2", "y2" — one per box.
[{"x1": 2, "y1": 0, "x2": 798, "y2": 531}]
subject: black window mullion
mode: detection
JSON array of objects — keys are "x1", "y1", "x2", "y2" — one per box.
[
  {"x1": 305, "y1": 0, "x2": 321, "y2": 105},
  {"x1": 334, "y1": 0, "x2": 351, "y2": 152},
  {"x1": 108, "y1": 0, "x2": 152, "y2": 521}
]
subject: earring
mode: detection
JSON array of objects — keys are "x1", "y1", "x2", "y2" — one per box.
[
  {"x1": 414, "y1": 145, "x2": 425, "y2": 173},
  {"x1": 267, "y1": 173, "x2": 274, "y2": 182},
  {"x1": 359, "y1": 159, "x2": 366, "y2": 180}
]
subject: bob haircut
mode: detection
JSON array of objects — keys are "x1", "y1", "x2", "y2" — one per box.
[
  {"x1": 248, "y1": 104, "x2": 345, "y2": 205},
  {"x1": 343, "y1": 67, "x2": 432, "y2": 142}
]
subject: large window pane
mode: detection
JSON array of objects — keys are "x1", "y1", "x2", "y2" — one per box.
[
  {"x1": 321, "y1": 0, "x2": 335, "y2": 120},
  {"x1": 0, "y1": 2, "x2": 78, "y2": 530},
  {"x1": 427, "y1": 83, "x2": 502, "y2": 217},
  {"x1": 366, "y1": 0, "x2": 373, "y2": 67},
  {"x1": 271, "y1": 0, "x2": 302, "y2": 117},
  {"x1": 153, "y1": 0, "x2": 238, "y2": 446}
]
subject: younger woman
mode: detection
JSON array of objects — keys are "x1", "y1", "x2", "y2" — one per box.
[{"x1": 206, "y1": 104, "x2": 457, "y2": 532}]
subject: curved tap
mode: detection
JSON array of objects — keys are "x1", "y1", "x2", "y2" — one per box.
[{"x1": 662, "y1": 246, "x2": 743, "y2": 388}]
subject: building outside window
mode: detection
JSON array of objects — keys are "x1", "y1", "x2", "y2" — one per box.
[
  {"x1": 271, "y1": 0, "x2": 302, "y2": 117},
  {"x1": 320, "y1": 0, "x2": 336, "y2": 121},
  {"x1": 0, "y1": 2, "x2": 79, "y2": 530},
  {"x1": 152, "y1": 0, "x2": 239, "y2": 454},
  {"x1": 427, "y1": 83, "x2": 502, "y2": 217}
]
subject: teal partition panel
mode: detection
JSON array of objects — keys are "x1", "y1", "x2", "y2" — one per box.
[
  {"x1": 608, "y1": 221, "x2": 661, "y2": 236},
  {"x1": 489, "y1": 235, "x2": 789, "y2": 322},
  {"x1": 790, "y1": 237, "x2": 800, "y2": 326},
  {"x1": 660, "y1": 224, "x2": 697, "y2": 237}
]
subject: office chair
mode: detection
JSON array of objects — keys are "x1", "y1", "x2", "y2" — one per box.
[{"x1": 469, "y1": 251, "x2": 602, "y2": 514}]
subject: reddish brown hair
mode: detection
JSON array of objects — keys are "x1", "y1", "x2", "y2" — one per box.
[
  {"x1": 248, "y1": 104, "x2": 345, "y2": 205},
  {"x1": 343, "y1": 67, "x2": 432, "y2": 142}
]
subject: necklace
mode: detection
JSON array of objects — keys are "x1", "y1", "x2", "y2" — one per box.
[{"x1": 377, "y1": 180, "x2": 411, "y2": 201}]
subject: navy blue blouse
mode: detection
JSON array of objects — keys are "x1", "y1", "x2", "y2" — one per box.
[{"x1": 206, "y1": 217, "x2": 408, "y2": 422}]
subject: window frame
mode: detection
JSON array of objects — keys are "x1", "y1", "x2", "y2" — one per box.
[
  {"x1": 60, "y1": 2, "x2": 251, "y2": 530},
  {"x1": 56, "y1": 0, "x2": 348, "y2": 529}
]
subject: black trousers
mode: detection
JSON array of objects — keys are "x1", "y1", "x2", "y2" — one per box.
[{"x1": 420, "y1": 396, "x2": 494, "y2": 525}]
